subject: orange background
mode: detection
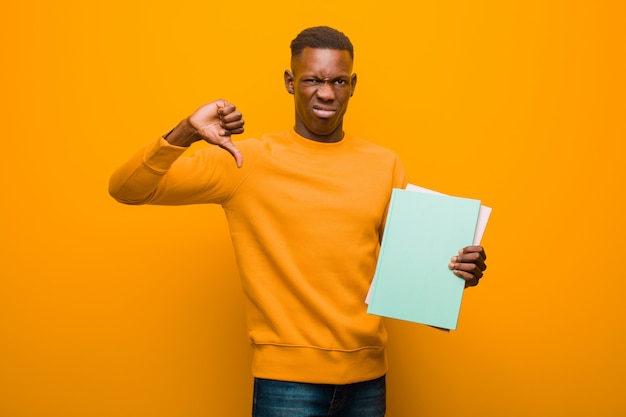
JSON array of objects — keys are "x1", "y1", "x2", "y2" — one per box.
[{"x1": 1, "y1": 1, "x2": 625, "y2": 416}]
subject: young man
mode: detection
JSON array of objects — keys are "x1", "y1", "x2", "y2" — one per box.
[{"x1": 109, "y1": 26, "x2": 486, "y2": 417}]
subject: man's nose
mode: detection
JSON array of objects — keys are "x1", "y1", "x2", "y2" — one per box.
[{"x1": 316, "y1": 82, "x2": 335, "y2": 100}]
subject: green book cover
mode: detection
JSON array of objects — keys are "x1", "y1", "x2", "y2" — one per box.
[{"x1": 367, "y1": 188, "x2": 481, "y2": 330}]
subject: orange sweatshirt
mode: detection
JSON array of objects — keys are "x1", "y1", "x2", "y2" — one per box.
[{"x1": 109, "y1": 127, "x2": 407, "y2": 384}]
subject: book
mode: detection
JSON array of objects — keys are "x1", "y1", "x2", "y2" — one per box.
[
  {"x1": 366, "y1": 188, "x2": 482, "y2": 330},
  {"x1": 405, "y1": 184, "x2": 492, "y2": 246}
]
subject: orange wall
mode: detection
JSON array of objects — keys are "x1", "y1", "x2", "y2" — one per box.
[{"x1": 1, "y1": 1, "x2": 624, "y2": 416}]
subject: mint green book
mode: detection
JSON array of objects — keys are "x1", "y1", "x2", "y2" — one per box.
[{"x1": 367, "y1": 188, "x2": 481, "y2": 330}]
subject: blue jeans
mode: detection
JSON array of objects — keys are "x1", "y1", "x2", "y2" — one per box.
[{"x1": 252, "y1": 375, "x2": 386, "y2": 417}]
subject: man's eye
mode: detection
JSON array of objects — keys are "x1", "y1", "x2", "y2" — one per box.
[{"x1": 335, "y1": 79, "x2": 347, "y2": 85}]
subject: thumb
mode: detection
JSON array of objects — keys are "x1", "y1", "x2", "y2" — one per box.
[{"x1": 217, "y1": 137, "x2": 243, "y2": 168}]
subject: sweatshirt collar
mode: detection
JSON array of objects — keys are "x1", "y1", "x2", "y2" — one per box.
[{"x1": 288, "y1": 128, "x2": 351, "y2": 151}]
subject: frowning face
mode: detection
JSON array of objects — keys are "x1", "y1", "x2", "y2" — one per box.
[{"x1": 284, "y1": 47, "x2": 357, "y2": 143}]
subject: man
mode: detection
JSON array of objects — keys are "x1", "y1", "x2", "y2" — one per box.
[{"x1": 109, "y1": 26, "x2": 486, "y2": 417}]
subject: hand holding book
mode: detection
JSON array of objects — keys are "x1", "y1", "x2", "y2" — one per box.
[{"x1": 366, "y1": 185, "x2": 491, "y2": 330}]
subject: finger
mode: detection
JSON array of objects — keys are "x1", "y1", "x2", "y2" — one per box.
[
  {"x1": 455, "y1": 252, "x2": 486, "y2": 272},
  {"x1": 460, "y1": 245, "x2": 487, "y2": 261},
  {"x1": 217, "y1": 107, "x2": 245, "y2": 134},
  {"x1": 216, "y1": 100, "x2": 234, "y2": 113},
  {"x1": 217, "y1": 102, "x2": 240, "y2": 120},
  {"x1": 452, "y1": 269, "x2": 481, "y2": 288},
  {"x1": 221, "y1": 118, "x2": 245, "y2": 132},
  {"x1": 465, "y1": 276, "x2": 480, "y2": 288},
  {"x1": 449, "y1": 252, "x2": 485, "y2": 280},
  {"x1": 219, "y1": 110, "x2": 243, "y2": 124},
  {"x1": 222, "y1": 127, "x2": 245, "y2": 136},
  {"x1": 450, "y1": 261, "x2": 484, "y2": 280},
  {"x1": 456, "y1": 247, "x2": 487, "y2": 271},
  {"x1": 450, "y1": 252, "x2": 485, "y2": 272}
]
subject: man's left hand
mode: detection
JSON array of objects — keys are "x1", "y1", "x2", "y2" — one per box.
[{"x1": 448, "y1": 246, "x2": 487, "y2": 288}]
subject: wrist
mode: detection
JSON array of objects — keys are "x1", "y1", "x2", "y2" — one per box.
[{"x1": 163, "y1": 118, "x2": 203, "y2": 147}]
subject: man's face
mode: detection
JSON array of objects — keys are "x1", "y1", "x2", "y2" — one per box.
[{"x1": 284, "y1": 47, "x2": 357, "y2": 143}]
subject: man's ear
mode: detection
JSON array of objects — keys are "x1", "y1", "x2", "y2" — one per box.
[
  {"x1": 284, "y1": 70, "x2": 294, "y2": 94},
  {"x1": 350, "y1": 73, "x2": 357, "y2": 97}
]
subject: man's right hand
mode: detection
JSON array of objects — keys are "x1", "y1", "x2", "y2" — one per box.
[{"x1": 167, "y1": 100, "x2": 245, "y2": 167}]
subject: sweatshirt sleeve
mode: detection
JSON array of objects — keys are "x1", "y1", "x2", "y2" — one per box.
[
  {"x1": 378, "y1": 154, "x2": 408, "y2": 239},
  {"x1": 108, "y1": 137, "x2": 189, "y2": 205},
  {"x1": 109, "y1": 124, "x2": 261, "y2": 206}
]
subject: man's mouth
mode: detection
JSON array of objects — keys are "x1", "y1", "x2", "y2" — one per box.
[{"x1": 312, "y1": 107, "x2": 337, "y2": 118}]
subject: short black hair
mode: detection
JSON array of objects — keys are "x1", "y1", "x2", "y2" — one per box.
[{"x1": 290, "y1": 26, "x2": 354, "y2": 60}]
